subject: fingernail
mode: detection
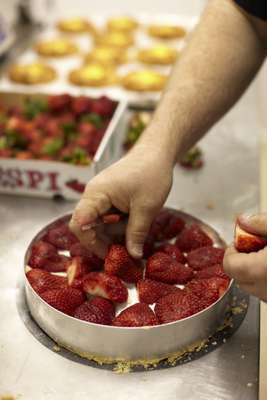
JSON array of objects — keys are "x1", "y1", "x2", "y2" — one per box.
[
  {"x1": 129, "y1": 243, "x2": 143, "y2": 258},
  {"x1": 239, "y1": 213, "x2": 254, "y2": 223}
]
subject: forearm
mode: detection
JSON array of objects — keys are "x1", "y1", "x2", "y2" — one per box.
[{"x1": 137, "y1": 0, "x2": 266, "y2": 164}]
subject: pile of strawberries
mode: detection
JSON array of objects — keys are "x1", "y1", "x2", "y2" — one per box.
[
  {"x1": 0, "y1": 94, "x2": 117, "y2": 164},
  {"x1": 26, "y1": 209, "x2": 230, "y2": 327}
]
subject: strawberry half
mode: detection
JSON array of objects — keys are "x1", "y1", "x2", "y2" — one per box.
[
  {"x1": 175, "y1": 224, "x2": 213, "y2": 252},
  {"x1": 150, "y1": 210, "x2": 185, "y2": 241},
  {"x1": 28, "y1": 240, "x2": 57, "y2": 268},
  {"x1": 40, "y1": 287, "x2": 85, "y2": 315},
  {"x1": 137, "y1": 279, "x2": 181, "y2": 304},
  {"x1": 235, "y1": 223, "x2": 267, "y2": 253},
  {"x1": 187, "y1": 246, "x2": 225, "y2": 270},
  {"x1": 146, "y1": 252, "x2": 193, "y2": 284},
  {"x1": 83, "y1": 272, "x2": 128, "y2": 303},
  {"x1": 186, "y1": 277, "x2": 229, "y2": 307},
  {"x1": 69, "y1": 243, "x2": 103, "y2": 270},
  {"x1": 74, "y1": 301, "x2": 112, "y2": 325},
  {"x1": 194, "y1": 264, "x2": 229, "y2": 280},
  {"x1": 26, "y1": 268, "x2": 67, "y2": 294},
  {"x1": 67, "y1": 256, "x2": 92, "y2": 285},
  {"x1": 157, "y1": 243, "x2": 186, "y2": 263},
  {"x1": 155, "y1": 291, "x2": 200, "y2": 324},
  {"x1": 104, "y1": 244, "x2": 143, "y2": 284},
  {"x1": 112, "y1": 303, "x2": 159, "y2": 327},
  {"x1": 44, "y1": 223, "x2": 78, "y2": 250}
]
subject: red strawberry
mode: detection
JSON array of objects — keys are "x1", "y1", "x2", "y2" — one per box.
[
  {"x1": 154, "y1": 291, "x2": 200, "y2": 324},
  {"x1": 112, "y1": 303, "x2": 159, "y2": 327},
  {"x1": 26, "y1": 269, "x2": 67, "y2": 294},
  {"x1": 157, "y1": 243, "x2": 186, "y2": 263},
  {"x1": 48, "y1": 94, "x2": 71, "y2": 112},
  {"x1": 90, "y1": 296, "x2": 115, "y2": 322},
  {"x1": 83, "y1": 272, "x2": 128, "y2": 303},
  {"x1": 150, "y1": 210, "x2": 185, "y2": 241},
  {"x1": 205, "y1": 277, "x2": 230, "y2": 297},
  {"x1": 164, "y1": 215, "x2": 185, "y2": 239},
  {"x1": 44, "y1": 223, "x2": 78, "y2": 250},
  {"x1": 74, "y1": 301, "x2": 112, "y2": 325},
  {"x1": 40, "y1": 287, "x2": 85, "y2": 315},
  {"x1": 187, "y1": 246, "x2": 225, "y2": 270},
  {"x1": 143, "y1": 237, "x2": 155, "y2": 259},
  {"x1": 28, "y1": 240, "x2": 57, "y2": 268},
  {"x1": 71, "y1": 96, "x2": 93, "y2": 115},
  {"x1": 70, "y1": 278, "x2": 83, "y2": 290},
  {"x1": 146, "y1": 252, "x2": 193, "y2": 284},
  {"x1": 67, "y1": 256, "x2": 92, "y2": 285},
  {"x1": 91, "y1": 96, "x2": 116, "y2": 117},
  {"x1": 104, "y1": 244, "x2": 143, "y2": 284},
  {"x1": 175, "y1": 224, "x2": 213, "y2": 252},
  {"x1": 70, "y1": 243, "x2": 103, "y2": 270},
  {"x1": 235, "y1": 223, "x2": 267, "y2": 253},
  {"x1": 137, "y1": 279, "x2": 181, "y2": 304},
  {"x1": 42, "y1": 254, "x2": 71, "y2": 273},
  {"x1": 195, "y1": 264, "x2": 229, "y2": 280},
  {"x1": 186, "y1": 277, "x2": 229, "y2": 307}
]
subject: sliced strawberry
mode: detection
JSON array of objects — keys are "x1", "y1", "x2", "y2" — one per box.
[
  {"x1": 154, "y1": 291, "x2": 200, "y2": 324},
  {"x1": 69, "y1": 243, "x2": 103, "y2": 270},
  {"x1": 74, "y1": 301, "x2": 112, "y2": 325},
  {"x1": 195, "y1": 264, "x2": 229, "y2": 280},
  {"x1": 187, "y1": 246, "x2": 225, "y2": 270},
  {"x1": 146, "y1": 252, "x2": 193, "y2": 284},
  {"x1": 28, "y1": 240, "x2": 57, "y2": 268},
  {"x1": 137, "y1": 279, "x2": 181, "y2": 304},
  {"x1": 186, "y1": 277, "x2": 229, "y2": 307},
  {"x1": 83, "y1": 272, "x2": 128, "y2": 303},
  {"x1": 104, "y1": 244, "x2": 143, "y2": 284},
  {"x1": 41, "y1": 254, "x2": 71, "y2": 273},
  {"x1": 40, "y1": 287, "x2": 85, "y2": 315},
  {"x1": 150, "y1": 210, "x2": 185, "y2": 241},
  {"x1": 70, "y1": 277, "x2": 83, "y2": 290},
  {"x1": 112, "y1": 303, "x2": 159, "y2": 327},
  {"x1": 44, "y1": 223, "x2": 78, "y2": 250},
  {"x1": 90, "y1": 296, "x2": 115, "y2": 323},
  {"x1": 157, "y1": 243, "x2": 186, "y2": 263},
  {"x1": 67, "y1": 256, "x2": 92, "y2": 285},
  {"x1": 235, "y1": 223, "x2": 267, "y2": 253},
  {"x1": 175, "y1": 224, "x2": 213, "y2": 252},
  {"x1": 26, "y1": 268, "x2": 67, "y2": 294}
]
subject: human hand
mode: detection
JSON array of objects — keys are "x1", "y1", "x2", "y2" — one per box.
[
  {"x1": 69, "y1": 143, "x2": 173, "y2": 259},
  {"x1": 224, "y1": 213, "x2": 267, "y2": 301}
]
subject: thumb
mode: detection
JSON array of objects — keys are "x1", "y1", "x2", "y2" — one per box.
[
  {"x1": 126, "y1": 203, "x2": 155, "y2": 259},
  {"x1": 238, "y1": 213, "x2": 267, "y2": 236}
]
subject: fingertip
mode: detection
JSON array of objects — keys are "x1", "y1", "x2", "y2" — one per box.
[{"x1": 127, "y1": 241, "x2": 143, "y2": 259}]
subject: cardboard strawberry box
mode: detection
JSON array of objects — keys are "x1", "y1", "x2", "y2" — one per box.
[{"x1": 0, "y1": 91, "x2": 126, "y2": 200}]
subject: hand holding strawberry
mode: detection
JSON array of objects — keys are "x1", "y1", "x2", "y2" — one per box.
[{"x1": 224, "y1": 213, "x2": 267, "y2": 301}]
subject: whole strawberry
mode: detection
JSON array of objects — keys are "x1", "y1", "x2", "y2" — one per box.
[
  {"x1": 67, "y1": 256, "x2": 93, "y2": 285},
  {"x1": 146, "y1": 252, "x2": 193, "y2": 284},
  {"x1": 28, "y1": 240, "x2": 57, "y2": 268},
  {"x1": 104, "y1": 244, "x2": 143, "y2": 284},
  {"x1": 40, "y1": 287, "x2": 85, "y2": 315},
  {"x1": 83, "y1": 272, "x2": 128, "y2": 303},
  {"x1": 137, "y1": 279, "x2": 181, "y2": 304},
  {"x1": 155, "y1": 291, "x2": 200, "y2": 323},
  {"x1": 112, "y1": 303, "x2": 159, "y2": 327},
  {"x1": 74, "y1": 301, "x2": 112, "y2": 325}
]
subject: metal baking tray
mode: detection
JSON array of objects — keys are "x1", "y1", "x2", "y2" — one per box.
[
  {"x1": 24, "y1": 208, "x2": 233, "y2": 363},
  {"x1": 0, "y1": 14, "x2": 198, "y2": 107},
  {"x1": 0, "y1": 91, "x2": 127, "y2": 200}
]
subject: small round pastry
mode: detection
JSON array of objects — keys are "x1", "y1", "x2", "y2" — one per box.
[
  {"x1": 107, "y1": 16, "x2": 138, "y2": 32},
  {"x1": 8, "y1": 62, "x2": 57, "y2": 84},
  {"x1": 121, "y1": 70, "x2": 167, "y2": 92},
  {"x1": 35, "y1": 38, "x2": 79, "y2": 57},
  {"x1": 84, "y1": 46, "x2": 127, "y2": 66},
  {"x1": 137, "y1": 45, "x2": 178, "y2": 65},
  {"x1": 57, "y1": 17, "x2": 95, "y2": 34},
  {"x1": 69, "y1": 63, "x2": 116, "y2": 87},
  {"x1": 95, "y1": 31, "x2": 134, "y2": 49},
  {"x1": 147, "y1": 24, "x2": 186, "y2": 39}
]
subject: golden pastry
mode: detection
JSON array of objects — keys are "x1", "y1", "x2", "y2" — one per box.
[
  {"x1": 69, "y1": 63, "x2": 116, "y2": 86},
  {"x1": 35, "y1": 38, "x2": 78, "y2": 57},
  {"x1": 121, "y1": 70, "x2": 167, "y2": 92},
  {"x1": 8, "y1": 62, "x2": 57, "y2": 84},
  {"x1": 137, "y1": 45, "x2": 178, "y2": 65},
  {"x1": 84, "y1": 46, "x2": 127, "y2": 66},
  {"x1": 57, "y1": 17, "x2": 95, "y2": 34},
  {"x1": 147, "y1": 24, "x2": 186, "y2": 39},
  {"x1": 95, "y1": 31, "x2": 134, "y2": 48},
  {"x1": 107, "y1": 16, "x2": 138, "y2": 32}
]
